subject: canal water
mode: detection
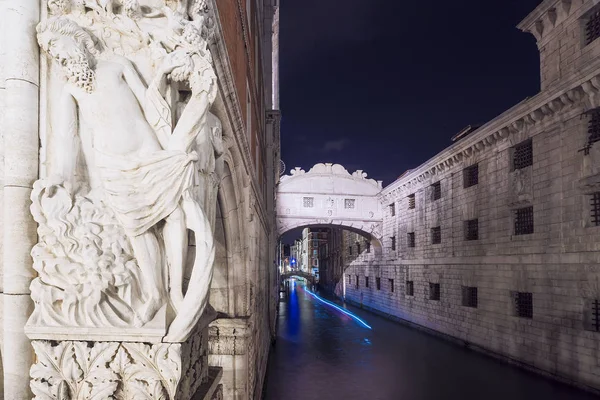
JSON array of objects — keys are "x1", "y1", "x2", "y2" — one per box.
[{"x1": 263, "y1": 279, "x2": 597, "y2": 400}]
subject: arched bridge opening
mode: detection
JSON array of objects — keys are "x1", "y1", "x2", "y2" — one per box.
[{"x1": 276, "y1": 163, "x2": 384, "y2": 256}]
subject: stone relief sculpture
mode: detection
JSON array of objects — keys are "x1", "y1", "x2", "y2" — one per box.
[{"x1": 26, "y1": 0, "x2": 223, "y2": 343}]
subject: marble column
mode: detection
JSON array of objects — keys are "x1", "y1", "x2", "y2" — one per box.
[{"x1": 0, "y1": 0, "x2": 40, "y2": 398}]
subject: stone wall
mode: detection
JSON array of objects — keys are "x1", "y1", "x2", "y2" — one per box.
[{"x1": 343, "y1": 0, "x2": 600, "y2": 393}]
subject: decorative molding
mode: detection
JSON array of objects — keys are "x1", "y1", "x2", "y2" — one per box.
[
  {"x1": 31, "y1": 327, "x2": 211, "y2": 400},
  {"x1": 281, "y1": 163, "x2": 383, "y2": 189},
  {"x1": 518, "y1": 0, "x2": 576, "y2": 46},
  {"x1": 31, "y1": 341, "x2": 120, "y2": 400},
  {"x1": 208, "y1": 318, "x2": 250, "y2": 356},
  {"x1": 380, "y1": 66, "x2": 600, "y2": 204}
]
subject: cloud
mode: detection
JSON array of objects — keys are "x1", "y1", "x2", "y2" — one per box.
[{"x1": 322, "y1": 139, "x2": 348, "y2": 152}]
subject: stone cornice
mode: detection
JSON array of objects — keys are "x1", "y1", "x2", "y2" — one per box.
[
  {"x1": 517, "y1": 0, "x2": 580, "y2": 46},
  {"x1": 379, "y1": 58, "x2": 600, "y2": 204},
  {"x1": 281, "y1": 163, "x2": 383, "y2": 189}
]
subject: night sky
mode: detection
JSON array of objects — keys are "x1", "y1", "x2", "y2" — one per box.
[{"x1": 279, "y1": 0, "x2": 543, "y2": 186}]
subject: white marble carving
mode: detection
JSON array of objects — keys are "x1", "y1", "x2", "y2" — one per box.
[
  {"x1": 276, "y1": 163, "x2": 383, "y2": 241},
  {"x1": 30, "y1": 324, "x2": 212, "y2": 399},
  {"x1": 26, "y1": 0, "x2": 222, "y2": 344}
]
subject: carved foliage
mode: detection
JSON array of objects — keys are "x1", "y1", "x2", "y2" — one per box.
[
  {"x1": 112, "y1": 343, "x2": 182, "y2": 400},
  {"x1": 31, "y1": 333, "x2": 211, "y2": 400},
  {"x1": 31, "y1": 341, "x2": 120, "y2": 400}
]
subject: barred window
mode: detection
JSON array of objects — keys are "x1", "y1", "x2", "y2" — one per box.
[
  {"x1": 431, "y1": 181, "x2": 441, "y2": 201},
  {"x1": 356, "y1": 275, "x2": 359, "y2": 289},
  {"x1": 347, "y1": 275, "x2": 351, "y2": 284},
  {"x1": 514, "y1": 292, "x2": 533, "y2": 318},
  {"x1": 465, "y1": 219, "x2": 479, "y2": 241},
  {"x1": 513, "y1": 139, "x2": 533, "y2": 170},
  {"x1": 514, "y1": 206, "x2": 534, "y2": 235},
  {"x1": 356, "y1": 242, "x2": 361, "y2": 254},
  {"x1": 588, "y1": 299, "x2": 600, "y2": 332},
  {"x1": 391, "y1": 236, "x2": 396, "y2": 251},
  {"x1": 462, "y1": 286, "x2": 478, "y2": 308},
  {"x1": 389, "y1": 279, "x2": 394, "y2": 293},
  {"x1": 366, "y1": 240, "x2": 371, "y2": 253},
  {"x1": 407, "y1": 232, "x2": 416, "y2": 248},
  {"x1": 408, "y1": 194, "x2": 416, "y2": 209},
  {"x1": 365, "y1": 277, "x2": 369, "y2": 288},
  {"x1": 303, "y1": 197, "x2": 314, "y2": 208},
  {"x1": 376, "y1": 277, "x2": 381, "y2": 290},
  {"x1": 588, "y1": 110, "x2": 600, "y2": 149},
  {"x1": 591, "y1": 192, "x2": 600, "y2": 226},
  {"x1": 429, "y1": 283, "x2": 441, "y2": 301},
  {"x1": 406, "y1": 280, "x2": 414, "y2": 296},
  {"x1": 348, "y1": 246, "x2": 353, "y2": 255},
  {"x1": 390, "y1": 203, "x2": 396, "y2": 216},
  {"x1": 463, "y1": 164, "x2": 479, "y2": 188},
  {"x1": 344, "y1": 199, "x2": 355, "y2": 209},
  {"x1": 586, "y1": 9, "x2": 600, "y2": 45},
  {"x1": 431, "y1": 226, "x2": 441, "y2": 244}
]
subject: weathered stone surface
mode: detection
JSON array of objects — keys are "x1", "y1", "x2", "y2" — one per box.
[{"x1": 336, "y1": 0, "x2": 600, "y2": 392}]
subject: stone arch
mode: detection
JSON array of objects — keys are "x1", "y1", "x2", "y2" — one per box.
[
  {"x1": 211, "y1": 160, "x2": 246, "y2": 317},
  {"x1": 276, "y1": 163, "x2": 384, "y2": 255},
  {"x1": 278, "y1": 222, "x2": 383, "y2": 257}
]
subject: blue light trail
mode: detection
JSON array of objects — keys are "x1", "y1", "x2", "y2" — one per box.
[{"x1": 304, "y1": 289, "x2": 372, "y2": 330}]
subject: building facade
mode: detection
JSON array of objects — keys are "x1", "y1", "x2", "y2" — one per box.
[
  {"x1": 340, "y1": 0, "x2": 600, "y2": 393},
  {"x1": 0, "y1": 0, "x2": 280, "y2": 399}
]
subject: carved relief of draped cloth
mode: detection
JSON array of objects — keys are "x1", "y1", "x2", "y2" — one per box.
[{"x1": 95, "y1": 149, "x2": 199, "y2": 237}]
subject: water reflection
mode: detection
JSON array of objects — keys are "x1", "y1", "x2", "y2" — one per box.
[{"x1": 264, "y1": 279, "x2": 597, "y2": 400}]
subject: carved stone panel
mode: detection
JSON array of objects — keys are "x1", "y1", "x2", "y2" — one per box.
[{"x1": 508, "y1": 167, "x2": 533, "y2": 206}]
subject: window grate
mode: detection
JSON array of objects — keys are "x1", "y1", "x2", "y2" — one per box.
[
  {"x1": 463, "y1": 164, "x2": 479, "y2": 188},
  {"x1": 591, "y1": 193, "x2": 600, "y2": 226},
  {"x1": 390, "y1": 203, "x2": 396, "y2": 216},
  {"x1": 376, "y1": 277, "x2": 381, "y2": 290},
  {"x1": 431, "y1": 226, "x2": 441, "y2": 244},
  {"x1": 303, "y1": 197, "x2": 314, "y2": 208},
  {"x1": 406, "y1": 280, "x2": 414, "y2": 296},
  {"x1": 356, "y1": 275, "x2": 359, "y2": 289},
  {"x1": 407, "y1": 232, "x2": 416, "y2": 248},
  {"x1": 347, "y1": 275, "x2": 351, "y2": 284},
  {"x1": 365, "y1": 277, "x2": 369, "y2": 288},
  {"x1": 344, "y1": 199, "x2": 355, "y2": 209},
  {"x1": 431, "y1": 181, "x2": 441, "y2": 201},
  {"x1": 429, "y1": 283, "x2": 440, "y2": 301},
  {"x1": 356, "y1": 242, "x2": 361, "y2": 254},
  {"x1": 513, "y1": 140, "x2": 533, "y2": 170},
  {"x1": 592, "y1": 299, "x2": 600, "y2": 331},
  {"x1": 462, "y1": 286, "x2": 478, "y2": 308},
  {"x1": 586, "y1": 10, "x2": 600, "y2": 45},
  {"x1": 589, "y1": 110, "x2": 600, "y2": 151},
  {"x1": 514, "y1": 206, "x2": 534, "y2": 235},
  {"x1": 366, "y1": 240, "x2": 371, "y2": 253},
  {"x1": 465, "y1": 219, "x2": 479, "y2": 241},
  {"x1": 408, "y1": 194, "x2": 416, "y2": 209},
  {"x1": 389, "y1": 279, "x2": 394, "y2": 293},
  {"x1": 514, "y1": 292, "x2": 533, "y2": 318},
  {"x1": 391, "y1": 236, "x2": 396, "y2": 251},
  {"x1": 348, "y1": 246, "x2": 352, "y2": 255}
]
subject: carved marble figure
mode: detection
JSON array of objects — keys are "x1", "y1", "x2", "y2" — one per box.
[{"x1": 27, "y1": 0, "x2": 222, "y2": 343}]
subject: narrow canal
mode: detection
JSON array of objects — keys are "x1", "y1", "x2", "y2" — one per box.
[{"x1": 263, "y1": 279, "x2": 597, "y2": 400}]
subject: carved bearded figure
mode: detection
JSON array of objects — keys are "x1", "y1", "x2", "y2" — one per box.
[{"x1": 30, "y1": 7, "x2": 220, "y2": 342}]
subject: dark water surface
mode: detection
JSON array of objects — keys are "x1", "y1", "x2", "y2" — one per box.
[{"x1": 263, "y1": 280, "x2": 597, "y2": 400}]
